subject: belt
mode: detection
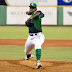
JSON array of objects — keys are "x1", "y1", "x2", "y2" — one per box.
[
  {"x1": 30, "y1": 33, "x2": 37, "y2": 36},
  {"x1": 29, "y1": 32, "x2": 42, "y2": 36}
]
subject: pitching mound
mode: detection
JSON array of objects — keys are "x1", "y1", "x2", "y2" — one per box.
[{"x1": 0, "y1": 59, "x2": 72, "y2": 72}]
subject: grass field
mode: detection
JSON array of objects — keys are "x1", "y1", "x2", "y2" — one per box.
[
  {"x1": 0, "y1": 26, "x2": 72, "y2": 62},
  {"x1": 0, "y1": 26, "x2": 72, "y2": 39},
  {"x1": 0, "y1": 45, "x2": 72, "y2": 62}
]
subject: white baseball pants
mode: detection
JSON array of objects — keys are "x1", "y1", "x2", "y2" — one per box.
[{"x1": 24, "y1": 32, "x2": 45, "y2": 54}]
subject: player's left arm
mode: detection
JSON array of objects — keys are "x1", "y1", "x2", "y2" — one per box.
[{"x1": 30, "y1": 11, "x2": 44, "y2": 19}]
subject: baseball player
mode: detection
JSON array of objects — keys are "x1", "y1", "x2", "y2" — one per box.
[{"x1": 24, "y1": 3, "x2": 45, "y2": 69}]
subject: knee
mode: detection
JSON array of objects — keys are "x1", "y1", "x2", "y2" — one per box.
[
  {"x1": 35, "y1": 45, "x2": 41, "y2": 50},
  {"x1": 24, "y1": 50, "x2": 29, "y2": 55},
  {"x1": 25, "y1": 44, "x2": 35, "y2": 55},
  {"x1": 25, "y1": 51, "x2": 29, "y2": 55}
]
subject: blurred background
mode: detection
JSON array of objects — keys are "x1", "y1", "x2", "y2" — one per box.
[{"x1": 0, "y1": 0, "x2": 72, "y2": 26}]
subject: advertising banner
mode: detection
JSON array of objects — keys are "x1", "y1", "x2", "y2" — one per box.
[
  {"x1": 5, "y1": 0, "x2": 57, "y2": 6},
  {"x1": 38, "y1": 7, "x2": 57, "y2": 25},
  {"x1": 58, "y1": 0, "x2": 72, "y2": 5},
  {"x1": 7, "y1": 7, "x2": 57, "y2": 25},
  {"x1": 63, "y1": 7, "x2": 72, "y2": 25},
  {"x1": 7, "y1": 7, "x2": 30, "y2": 25}
]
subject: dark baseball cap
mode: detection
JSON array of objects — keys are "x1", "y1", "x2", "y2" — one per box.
[{"x1": 29, "y1": 3, "x2": 37, "y2": 8}]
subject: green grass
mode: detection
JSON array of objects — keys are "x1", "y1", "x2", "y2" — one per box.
[
  {"x1": 0, "y1": 45, "x2": 72, "y2": 62},
  {"x1": 0, "y1": 26, "x2": 72, "y2": 62},
  {"x1": 0, "y1": 26, "x2": 72, "y2": 40}
]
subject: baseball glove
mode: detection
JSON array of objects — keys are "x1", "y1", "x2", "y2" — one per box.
[{"x1": 25, "y1": 18, "x2": 34, "y2": 27}]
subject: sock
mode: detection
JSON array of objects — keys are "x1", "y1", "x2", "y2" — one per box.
[
  {"x1": 36, "y1": 49, "x2": 41, "y2": 62},
  {"x1": 27, "y1": 54, "x2": 31, "y2": 58}
]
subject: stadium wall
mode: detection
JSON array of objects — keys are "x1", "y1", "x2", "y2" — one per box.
[
  {"x1": 0, "y1": 6, "x2": 72, "y2": 26},
  {"x1": 63, "y1": 7, "x2": 72, "y2": 25},
  {"x1": 0, "y1": 6, "x2": 6, "y2": 26},
  {"x1": 57, "y1": 7, "x2": 63, "y2": 26},
  {"x1": 6, "y1": 7, "x2": 57, "y2": 25}
]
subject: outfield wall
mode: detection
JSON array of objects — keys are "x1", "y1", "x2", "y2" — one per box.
[
  {"x1": 0, "y1": 6, "x2": 6, "y2": 26},
  {"x1": 57, "y1": 7, "x2": 63, "y2": 26},
  {"x1": 5, "y1": 0, "x2": 57, "y2": 6},
  {"x1": 7, "y1": 7, "x2": 57, "y2": 25},
  {"x1": 63, "y1": 7, "x2": 72, "y2": 25},
  {"x1": 0, "y1": 6, "x2": 72, "y2": 26}
]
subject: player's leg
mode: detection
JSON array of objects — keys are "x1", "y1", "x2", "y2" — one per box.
[
  {"x1": 25, "y1": 44, "x2": 34, "y2": 55},
  {"x1": 36, "y1": 47, "x2": 42, "y2": 69},
  {"x1": 34, "y1": 34, "x2": 45, "y2": 68},
  {"x1": 24, "y1": 36, "x2": 34, "y2": 60}
]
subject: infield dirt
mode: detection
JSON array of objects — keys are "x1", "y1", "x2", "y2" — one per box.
[
  {"x1": 0, "y1": 39, "x2": 72, "y2": 47},
  {"x1": 0, "y1": 39, "x2": 72, "y2": 72},
  {"x1": 0, "y1": 59, "x2": 72, "y2": 72}
]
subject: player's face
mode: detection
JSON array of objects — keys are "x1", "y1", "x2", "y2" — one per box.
[{"x1": 29, "y1": 7, "x2": 37, "y2": 13}]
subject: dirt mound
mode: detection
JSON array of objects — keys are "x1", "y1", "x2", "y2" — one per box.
[{"x1": 0, "y1": 59, "x2": 72, "y2": 72}]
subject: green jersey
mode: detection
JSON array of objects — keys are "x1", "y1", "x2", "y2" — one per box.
[{"x1": 29, "y1": 11, "x2": 44, "y2": 33}]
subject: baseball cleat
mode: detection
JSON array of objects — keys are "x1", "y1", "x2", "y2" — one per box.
[
  {"x1": 36, "y1": 62, "x2": 42, "y2": 69},
  {"x1": 23, "y1": 54, "x2": 34, "y2": 60}
]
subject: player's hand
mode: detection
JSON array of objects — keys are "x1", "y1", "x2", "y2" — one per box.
[
  {"x1": 26, "y1": 11, "x2": 29, "y2": 15},
  {"x1": 26, "y1": 11, "x2": 32, "y2": 15}
]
